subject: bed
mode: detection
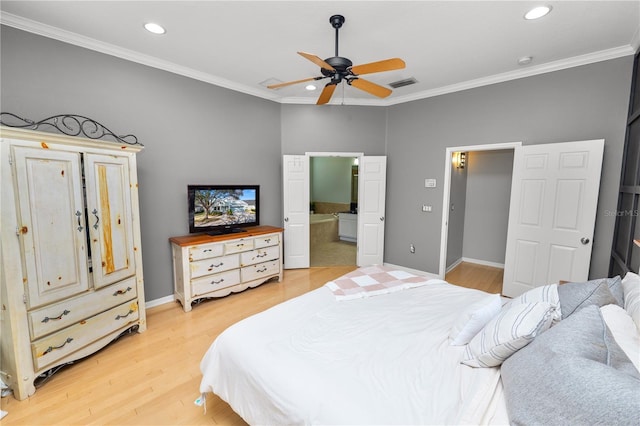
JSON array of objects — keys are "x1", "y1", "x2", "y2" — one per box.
[{"x1": 199, "y1": 265, "x2": 640, "y2": 425}]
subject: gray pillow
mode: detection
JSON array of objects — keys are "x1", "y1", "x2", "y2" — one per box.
[
  {"x1": 557, "y1": 278, "x2": 618, "y2": 318},
  {"x1": 501, "y1": 305, "x2": 640, "y2": 425},
  {"x1": 607, "y1": 275, "x2": 624, "y2": 307}
]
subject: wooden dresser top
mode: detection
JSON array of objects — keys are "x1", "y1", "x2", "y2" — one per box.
[{"x1": 169, "y1": 225, "x2": 283, "y2": 247}]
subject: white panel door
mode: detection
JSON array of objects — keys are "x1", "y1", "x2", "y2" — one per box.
[
  {"x1": 12, "y1": 146, "x2": 89, "y2": 308},
  {"x1": 357, "y1": 156, "x2": 387, "y2": 266},
  {"x1": 282, "y1": 155, "x2": 309, "y2": 269},
  {"x1": 84, "y1": 153, "x2": 136, "y2": 288},
  {"x1": 502, "y1": 140, "x2": 604, "y2": 297}
]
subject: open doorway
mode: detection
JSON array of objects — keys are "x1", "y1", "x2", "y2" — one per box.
[
  {"x1": 309, "y1": 156, "x2": 358, "y2": 266},
  {"x1": 283, "y1": 153, "x2": 386, "y2": 269},
  {"x1": 438, "y1": 142, "x2": 521, "y2": 284}
]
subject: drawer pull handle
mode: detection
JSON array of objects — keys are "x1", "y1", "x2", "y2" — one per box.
[
  {"x1": 115, "y1": 309, "x2": 134, "y2": 320},
  {"x1": 203, "y1": 249, "x2": 213, "y2": 252},
  {"x1": 42, "y1": 337, "x2": 73, "y2": 356},
  {"x1": 75, "y1": 210, "x2": 83, "y2": 232},
  {"x1": 265, "y1": 238, "x2": 271, "y2": 243},
  {"x1": 236, "y1": 243, "x2": 244, "y2": 247},
  {"x1": 92, "y1": 209, "x2": 100, "y2": 230},
  {"x1": 113, "y1": 287, "x2": 132, "y2": 296},
  {"x1": 256, "y1": 266, "x2": 268, "y2": 273},
  {"x1": 42, "y1": 310, "x2": 70, "y2": 323},
  {"x1": 256, "y1": 252, "x2": 268, "y2": 258},
  {"x1": 209, "y1": 262, "x2": 223, "y2": 269},
  {"x1": 211, "y1": 278, "x2": 224, "y2": 285}
]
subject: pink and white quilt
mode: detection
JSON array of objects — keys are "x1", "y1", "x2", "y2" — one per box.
[{"x1": 324, "y1": 265, "x2": 444, "y2": 300}]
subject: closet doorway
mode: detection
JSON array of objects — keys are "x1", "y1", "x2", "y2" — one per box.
[{"x1": 438, "y1": 142, "x2": 520, "y2": 282}]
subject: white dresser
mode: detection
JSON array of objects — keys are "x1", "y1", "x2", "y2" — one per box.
[
  {"x1": 0, "y1": 126, "x2": 146, "y2": 400},
  {"x1": 170, "y1": 226, "x2": 284, "y2": 312}
]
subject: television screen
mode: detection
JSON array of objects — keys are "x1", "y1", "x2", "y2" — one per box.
[{"x1": 188, "y1": 185, "x2": 260, "y2": 235}]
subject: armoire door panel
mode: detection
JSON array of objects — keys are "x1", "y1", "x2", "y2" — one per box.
[
  {"x1": 13, "y1": 146, "x2": 89, "y2": 308},
  {"x1": 84, "y1": 154, "x2": 136, "y2": 288}
]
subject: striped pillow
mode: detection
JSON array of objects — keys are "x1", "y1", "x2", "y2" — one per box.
[
  {"x1": 462, "y1": 302, "x2": 555, "y2": 368},
  {"x1": 505, "y1": 284, "x2": 561, "y2": 324}
]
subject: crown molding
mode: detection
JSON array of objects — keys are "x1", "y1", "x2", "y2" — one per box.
[
  {"x1": 1, "y1": 12, "x2": 636, "y2": 107},
  {"x1": 0, "y1": 12, "x2": 280, "y2": 103},
  {"x1": 385, "y1": 44, "x2": 636, "y2": 106}
]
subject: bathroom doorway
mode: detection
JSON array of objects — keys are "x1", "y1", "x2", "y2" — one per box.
[{"x1": 309, "y1": 156, "x2": 358, "y2": 266}]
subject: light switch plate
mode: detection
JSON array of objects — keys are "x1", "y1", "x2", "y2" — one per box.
[{"x1": 425, "y1": 178, "x2": 436, "y2": 188}]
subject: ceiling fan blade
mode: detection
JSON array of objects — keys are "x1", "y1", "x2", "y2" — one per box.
[
  {"x1": 349, "y1": 78, "x2": 392, "y2": 98},
  {"x1": 350, "y1": 58, "x2": 406, "y2": 75},
  {"x1": 267, "y1": 77, "x2": 320, "y2": 89},
  {"x1": 317, "y1": 83, "x2": 337, "y2": 105},
  {"x1": 298, "y1": 51, "x2": 335, "y2": 71}
]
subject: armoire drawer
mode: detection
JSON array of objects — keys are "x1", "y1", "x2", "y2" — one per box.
[
  {"x1": 31, "y1": 300, "x2": 140, "y2": 370},
  {"x1": 240, "y1": 245, "x2": 280, "y2": 267},
  {"x1": 190, "y1": 254, "x2": 240, "y2": 279},
  {"x1": 28, "y1": 277, "x2": 138, "y2": 340},
  {"x1": 191, "y1": 269, "x2": 241, "y2": 297},
  {"x1": 189, "y1": 242, "x2": 224, "y2": 262},
  {"x1": 254, "y1": 233, "x2": 280, "y2": 249},
  {"x1": 241, "y1": 260, "x2": 281, "y2": 282}
]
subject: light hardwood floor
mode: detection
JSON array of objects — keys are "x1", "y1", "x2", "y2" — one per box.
[
  {"x1": 445, "y1": 261, "x2": 504, "y2": 295},
  {"x1": 1, "y1": 263, "x2": 502, "y2": 425}
]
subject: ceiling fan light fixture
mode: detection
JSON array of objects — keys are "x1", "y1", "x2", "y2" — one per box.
[
  {"x1": 524, "y1": 6, "x2": 552, "y2": 20},
  {"x1": 144, "y1": 22, "x2": 166, "y2": 34},
  {"x1": 268, "y1": 15, "x2": 406, "y2": 105},
  {"x1": 305, "y1": 84, "x2": 317, "y2": 91}
]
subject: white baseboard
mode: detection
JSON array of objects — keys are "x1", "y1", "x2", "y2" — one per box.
[
  {"x1": 145, "y1": 295, "x2": 175, "y2": 309},
  {"x1": 462, "y1": 257, "x2": 505, "y2": 269},
  {"x1": 446, "y1": 258, "x2": 463, "y2": 274},
  {"x1": 383, "y1": 262, "x2": 441, "y2": 280}
]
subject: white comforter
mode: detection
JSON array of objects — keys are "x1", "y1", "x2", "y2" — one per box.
[{"x1": 200, "y1": 280, "x2": 506, "y2": 425}]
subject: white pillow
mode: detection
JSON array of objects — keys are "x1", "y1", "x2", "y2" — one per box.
[
  {"x1": 600, "y1": 304, "x2": 640, "y2": 372},
  {"x1": 622, "y1": 271, "x2": 640, "y2": 331},
  {"x1": 449, "y1": 294, "x2": 502, "y2": 346},
  {"x1": 462, "y1": 302, "x2": 555, "y2": 368},
  {"x1": 505, "y1": 284, "x2": 561, "y2": 324}
]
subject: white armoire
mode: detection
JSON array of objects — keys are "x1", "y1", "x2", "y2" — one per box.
[{"x1": 0, "y1": 124, "x2": 146, "y2": 400}]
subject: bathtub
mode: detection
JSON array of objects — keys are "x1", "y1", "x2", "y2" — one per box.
[{"x1": 309, "y1": 213, "x2": 339, "y2": 244}]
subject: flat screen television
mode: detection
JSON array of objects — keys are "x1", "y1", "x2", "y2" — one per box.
[{"x1": 188, "y1": 184, "x2": 259, "y2": 235}]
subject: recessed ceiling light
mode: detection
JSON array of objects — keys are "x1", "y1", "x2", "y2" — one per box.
[
  {"x1": 144, "y1": 22, "x2": 166, "y2": 35},
  {"x1": 518, "y1": 56, "x2": 533, "y2": 66},
  {"x1": 524, "y1": 6, "x2": 552, "y2": 20},
  {"x1": 305, "y1": 84, "x2": 317, "y2": 91}
]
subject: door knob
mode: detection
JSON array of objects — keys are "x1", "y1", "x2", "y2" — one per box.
[
  {"x1": 380, "y1": 216, "x2": 385, "y2": 222},
  {"x1": 580, "y1": 237, "x2": 590, "y2": 245},
  {"x1": 284, "y1": 217, "x2": 289, "y2": 222}
]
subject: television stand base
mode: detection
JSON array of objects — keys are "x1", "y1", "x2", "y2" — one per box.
[{"x1": 206, "y1": 228, "x2": 247, "y2": 236}]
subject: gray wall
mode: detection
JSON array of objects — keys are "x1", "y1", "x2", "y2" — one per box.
[
  {"x1": 281, "y1": 104, "x2": 387, "y2": 155},
  {"x1": 446, "y1": 159, "x2": 467, "y2": 268},
  {"x1": 386, "y1": 57, "x2": 632, "y2": 279},
  {"x1": 0, "y1": 26, "x2": 282, "y2": 302},
  {"x1": 2, "y1": 25, "x2": 633, "y2": 302},
  {"x1": 462, "y1": 150, "x2": 514, "y2": 265}
]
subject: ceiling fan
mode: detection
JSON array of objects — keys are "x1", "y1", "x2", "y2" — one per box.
[{"x1": 267, "y1": 15, "x2": 406, "y2": 105}]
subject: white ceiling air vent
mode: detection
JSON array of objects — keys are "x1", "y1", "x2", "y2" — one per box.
[{"x1": 388, "y1": 77, "x2": 418, "y2": 89}]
